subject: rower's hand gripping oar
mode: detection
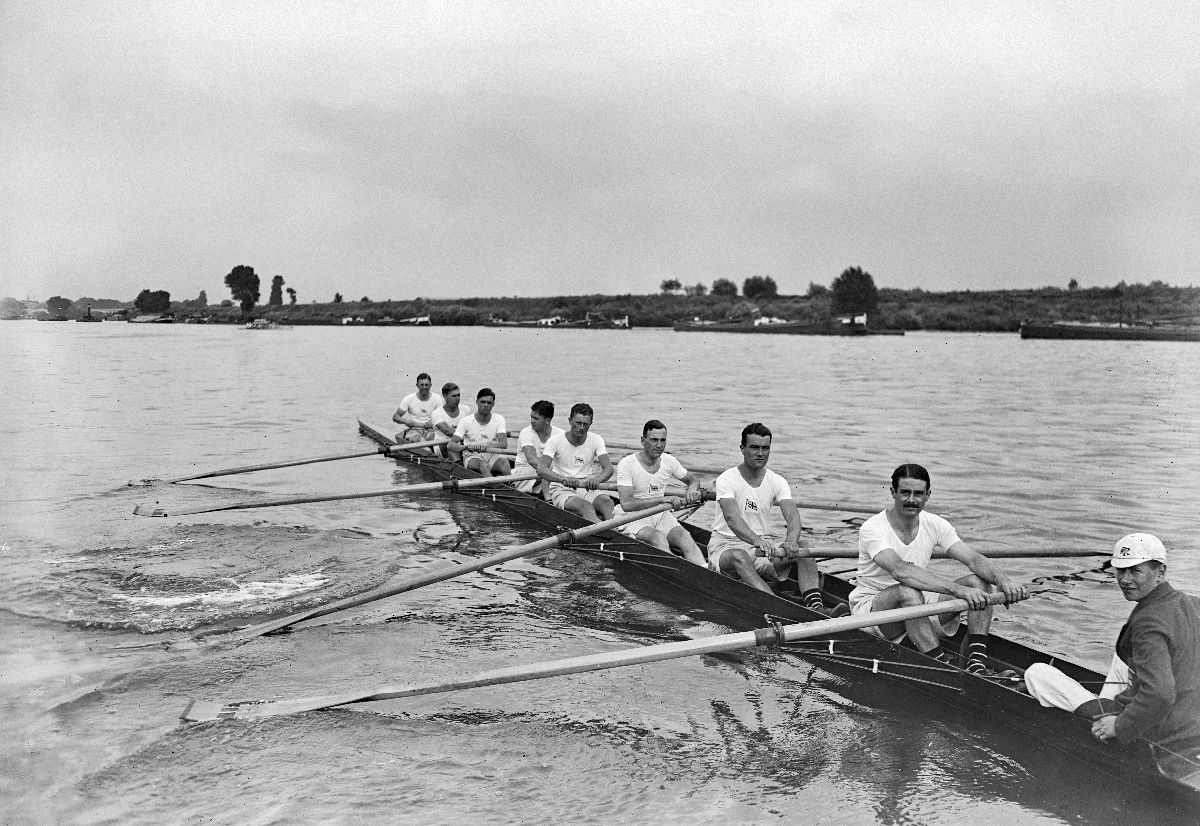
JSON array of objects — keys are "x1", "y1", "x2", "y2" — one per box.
[
  {"x1": 181, "y1": 591, "x2": 1022, "y2": 722},
  {"x1": 199, "y1": 501, "x2": 686, "y2": 646},
  {"x1": 133, "y1": 461, "x2": 516, "y2": 517},
  {"x1": 155, "y1": 438, "x2": 449, "y2": 485}
]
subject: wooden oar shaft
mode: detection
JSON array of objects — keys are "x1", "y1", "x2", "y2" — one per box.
[
  {"x1": 135, "y1": 470, "x2": 537, "y2": 517},
  {"x1": 803, "y1": 547, "x2": 1103, "y2": 559},
  {"x1": 181, "y1": 591, "x2": 1017, "y2": 722},
  {"x1": 166, "y1": 448, "x2": 385, "y2": 484},
  {"x1": 219, "y1": 502, "x2": 676, "y2": 642},
  {"x1": 164, "y1": 438, "x2": 448, "y2": 484}
]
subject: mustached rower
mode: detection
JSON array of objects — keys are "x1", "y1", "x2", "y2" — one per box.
[{"x1": 849, "y1": 463, "x2": 1027, "y2": 673}]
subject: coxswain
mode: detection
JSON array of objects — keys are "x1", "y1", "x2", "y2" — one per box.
[{"x1": 1024, "y1": 533, "x2": 1200, "y2": 761}]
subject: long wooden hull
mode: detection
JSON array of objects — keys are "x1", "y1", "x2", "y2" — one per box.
[
  {"x1": 1021, "y1": 323, "x2": 1200, "y2": 342},
  {"x1": 673, "y1": 320, "x2": 903, "y2": 336},
  {"x1": 358, "y1": 419, "x2": 1196, "y2": 799}
]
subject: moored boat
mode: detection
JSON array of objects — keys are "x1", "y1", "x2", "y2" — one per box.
[
  {"x1": 242, "y1": 318, "x2": 293, "y2": 330},
  {"x1": 673, "y1": 314, "x2": 902, "y2": 336},
  {"x1": 1021, "y1": 320, "x2": 1200, "y2": 342},
  {"x1": 486, "y1": 312, "x2": 630, "y2": 329},
  {"x1": 357, "y1": 417, "x2": 1198, "y2": 800}
]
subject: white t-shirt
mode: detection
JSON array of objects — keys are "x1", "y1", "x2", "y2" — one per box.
[
  {"x1": 615, "y1": 452, "x2": 688, "y2": 501},
  {"x1": 396, "y1": 392, "x2": 443, "y2": 432},
  {"x1": 541, "y1": 431, "x2": 608, "y2": 478},
  {"x1": 851, "y1": 510, "x2": 962, "y2": 599},
  {"x1": 710, "y1": 467, "x2": 792, "y2": 543},
  {"x1": 432, "y1": 404, "x2": 471, "y2": 435},
  {"x1": 454, "y1": 413, "x2": 506, "y2": 449},
  {"x1": 513, "y1": 425, "x2": 564, "y2": 475}
]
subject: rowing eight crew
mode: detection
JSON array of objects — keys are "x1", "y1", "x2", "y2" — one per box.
[{"x1": 396, "y1": 380, "x2": 1198, "y2": 760}]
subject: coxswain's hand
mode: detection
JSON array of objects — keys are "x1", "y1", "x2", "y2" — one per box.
[{"x1": 1091, "y1": 715, "x2": 1118, "y2": 743}]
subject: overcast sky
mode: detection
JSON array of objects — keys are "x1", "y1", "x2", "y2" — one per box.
[{"x1": 3, "y1": 2, "x2": 1196, "y2": 302}]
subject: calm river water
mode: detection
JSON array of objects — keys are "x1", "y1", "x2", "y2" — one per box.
[{"x1": 2, "y1": 322, "x2": 1198, "y2": 825}]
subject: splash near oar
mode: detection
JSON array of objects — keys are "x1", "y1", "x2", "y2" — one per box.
[
  {"x1": 132, "y1": 470, "x2": 538, "y2": 517},
  {"x1": 180, "y1": 592, "x2": 1021, "y2": 722},
  {"x1": 210, "y1": 502, "x2": 679, "y2": 644}
]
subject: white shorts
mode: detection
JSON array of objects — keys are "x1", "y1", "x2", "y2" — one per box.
[
  {"x1": 706, "y1": 537, "x2": 784, "y2": 581},
  {"x1": 613, "y1": 508, "x2": 682, "y2": 539},
  {"x1": 513, "y1": 478, "x2": 545, "y2": 496},
  {"x1": 547, "y1": 484, "x2": 611, "y2": 510},
  {"x1": 400, "y1": 427, "x2": 437, "y2": 443},
  {"x1": 849, "y1": 589, "x2": 962, "y2": 642},
  {"x1": 464, "y1": 451, "x2": 507, "y2": 473}
]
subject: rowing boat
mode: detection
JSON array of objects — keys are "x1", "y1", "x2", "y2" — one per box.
[{"x1": 357, "y1": 419, "x2": 1199, "y2": 800}]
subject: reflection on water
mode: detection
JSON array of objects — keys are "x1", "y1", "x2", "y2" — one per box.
[{"x1": 2, "y1": 324, "x2": 1198, "y2": 824}]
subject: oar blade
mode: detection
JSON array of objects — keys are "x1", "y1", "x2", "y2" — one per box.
[{"x1": 182, "y1": 694, "x2": 362, "y2": 723}]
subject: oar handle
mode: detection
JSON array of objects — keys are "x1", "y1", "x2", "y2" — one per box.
[{"x1": 799, "y1": 547, "x2": 1104, "y2": 559}]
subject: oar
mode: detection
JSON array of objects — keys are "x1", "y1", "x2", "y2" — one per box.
[
  {"x1": 160, "y1": 438, "x2": 449, "y2": 484},
  {"x1": 133, "y1": 470, "x2": 539, "y2": 517},
  {"x1": 799, "y1": 547, "x2": 1104, "y2": 559},
  {"x1": 181, "y1": 591, "x2": 1019, "y2": 722},
  {"x1": 211, "y1": 503, "x2": 678, "y2": 643}
]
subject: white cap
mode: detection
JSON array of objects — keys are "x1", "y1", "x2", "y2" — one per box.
[{"x1": 1111, "y1": 533, "x2": 1167, "y2": 569}]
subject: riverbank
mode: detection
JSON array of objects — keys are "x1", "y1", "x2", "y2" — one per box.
[{"x1": 7, "y1": 282, "x2": 1198, "y2": 332}]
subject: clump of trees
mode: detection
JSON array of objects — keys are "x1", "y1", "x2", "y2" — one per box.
[
  {"x1": 660, "y1": 279, "x2": 682, "y2": 295},
  {"x1": 742, "y1": 276, "x2": 778, "y2": 299},
  {"x1": 224, "y1": 265, "x2": 260, "y2": 315},
  {"x1": 711, "y1": 278, "x2": 738, "y2": 297},
  {"x1": 286, "y1": 287, "x2": 297, "y2": 304},
  {"x1": 134, "y1": 290, "x2": 171, "y2": 314},
  {"x1": 268, "y1": 275, "x2": 285, "y2": 306},
  {"x1": 0, "y1": 297, "x2": 25, "y2": 318},
  {"x1": 831, "y1": 266, "x2": 878, "y2": 316},
  {"x1": 45, "y1": 295, "x2": 73, "y2": 316}
]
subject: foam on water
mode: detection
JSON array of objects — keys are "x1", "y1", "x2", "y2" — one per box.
[{"x1": 109, "y1": 570, "x2": 330, "y2": 609}]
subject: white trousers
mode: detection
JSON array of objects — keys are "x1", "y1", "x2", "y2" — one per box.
[{"x1": 1024, "y1": 654, "x2": 1130, "y2": 712}]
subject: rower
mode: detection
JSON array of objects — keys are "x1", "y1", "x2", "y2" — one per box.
[
  {"x1": 1024, "y1": 534, "x2": 1200, "y2": 758},
  {"x1": 708, "y1": 423, "x2": 830, "y2": 609},
  {"x1": 612, "y1": 420, "x2": 705, "y2": 566},
  {"x1": 512, "y1": 400, "x2": 563, "y2": 497},
  {"x1": 449, "y1": 388, "x2": 511, "y2": 476},
  {"x1": 537, "y1": 402, "x2": 615, "y2": 523},
  {"x1": 848, "y1": 463, "x2": 1027, "y2": 673},
  {"x1": 392, "y1": 372, "x2": 443, "y2": 447},
  {"x1": 431, "y1": 382, "x2": 471, "y2": 457}
]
